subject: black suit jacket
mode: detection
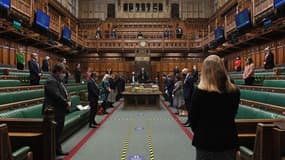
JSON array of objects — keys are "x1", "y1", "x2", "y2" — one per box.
[
  {"x1": 165, "y1": 77, "x2": 174, "y2": 96},
  {"x1": 264, "y1": 52, "x2": 275, "y2": 69},
  {"x1": 138, "y1": 71, "x2": 148, "y2": 83},
  {"x1": 116, "y1": 78, "x2": 125, "y2": 93},
  {"x1": 191, "y1": 70, "x2": 198, "y2": 83},
  {"x1": 42, "y1": 59, "x2": 49, "y2": 72},
  {"x1": 87, "y1": 78, "x2": 100, "y2": 102},
  {"x1": 173, "y1": 68, "x2": 179, "y2": 75},
  {"x1": 28, "y1": 60, "x2": 41, "y2": 81},
  {"x1": 42, "y1": 74, "x2": 69, "y2": 118},
  {"x1": 74, "y1": 68, "x2": 81, "y2": 83},
  {"x1": 183, "y1": 74, "x2": 195, "y2": 100}
]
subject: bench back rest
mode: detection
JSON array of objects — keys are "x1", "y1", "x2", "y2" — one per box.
[
  {"x1": 0, "y1": 89, "x2": 44, "y2": 105},
  {"x1": 236, "y1": 105, "x2": 285, "y2": 119},
  {"x1": 240, "y1": 89, "x2": 285, "y2": 107},
  {"x1": 263, "y1": 80, "x2": 285, "y2": 88}
]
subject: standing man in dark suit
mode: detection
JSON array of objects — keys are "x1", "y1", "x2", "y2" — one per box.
[
  {"x1": 28, "y1": 53, "x2": 42, "y2": 85},
  {"x1": 42, "y1": 63, "x2": 71, "y2": 156},
  {"x1": 130, "y1": 72, "x2": 137, "y2": 83},
  {"x1": 165, "y1": 74, "x2": 174, "y2": 107},
  {"x1": 74, "y1": 63, "x2": 81, "y2": 83},
  {"x1": 191, "y1": 65, "x2": 199, "y2": 83},
  {"x1": 115, "y1": 74, "x2": 125, "y2": 101},
  {"x1": 138, "y1": 67, "x2": 148, "y2": 83},
  {"x1": 173, "y1": 65, "x2": 179, "y2": 76},
  {"x1": 264, "y1": 46, "x2": 275, "y2": 69},
  {"x1": 87, "y1": 72, "x2": 100, "y2": 128},
  {"x1": 42, "y1": 56, "x2": 50, "y2": 72},
  {"x1": 182, "y1": 68, "x2": 195, "y2": 127}
]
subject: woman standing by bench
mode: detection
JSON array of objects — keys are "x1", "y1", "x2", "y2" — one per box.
[
  {"x1": 189, "y1": 55, "x2": 240, "y2": 160},
  {"x1": 243, "y1": 57, "x2": 255, "y2": 85}
]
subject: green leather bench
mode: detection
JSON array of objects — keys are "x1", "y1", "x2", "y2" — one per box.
[
  {"x1": 0, "y1": 79, "x2": 77, "y2": 87},
  {"x1": 0, "y1": 80, "x2": 23, "y2": 87},
  {"x1": 0, "y1": 85, "x2": 87, "y2": 105},
  {"x1": 233, "y1": 79, "x2": 244, "y2": 85},
  {"x1": 0, "y1": 95, "x2": 89, "y2": 136},
  {"x1": 263, "y1": 80, "x2": 285, "y2": 88},
  {"x1": 240, "y1": 89, "x2": 285, "y2": 107},
  {"x1": 236, "y1": 105, "x2": 285, "y2": 119},
  {"x1": 229, "y1": 72, "x2": 275, "y2": 79},
  {"x1": 0, "y1": 89, "x2": 43, "y2": 105},
  {"x1": 7, "y1": 72, "x2": 50, "y2": 79}
]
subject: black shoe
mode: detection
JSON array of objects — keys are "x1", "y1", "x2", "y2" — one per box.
[
  {"x1": 56, "y1": 151, "x2": 69, "y2": 156},
  {"x1": 184, "y1": 124, "x2": 191, "y2": 127},
  {"x1": 93, "y1": 122, "x2": 100, "y2": 126},
  {"x1": 183, "y1": 121, "x2": 189, "y2": 125},
  {"x1": 89, "y1": 124, "x2": 97, "y2": 128},
  {"x1": 174, "y1": 112, "x2": 179, "y2": 115}
]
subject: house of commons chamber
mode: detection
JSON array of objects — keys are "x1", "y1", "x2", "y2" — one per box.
[{"x1": 1, "y1": 0, "x2": 285, "y2": 159}]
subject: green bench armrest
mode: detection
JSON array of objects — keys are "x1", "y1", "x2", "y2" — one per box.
[
  {"x1": 12, "y1": 146, "x2": 31, "y2": 159},
  {"x1": 239, "y1": 146, "x2": 253, "y2": 158}
]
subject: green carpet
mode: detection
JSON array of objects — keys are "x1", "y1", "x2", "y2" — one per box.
[{"x1": 63, "y1": 100, "x2": 196, "y2": 160}]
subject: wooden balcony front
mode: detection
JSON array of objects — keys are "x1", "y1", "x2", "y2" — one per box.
[
  {"x1": 85, "y1": 39, "x2": 202, "y2": 53},
  {"x1": 225, "y1": 21, "x2": 236, "y2": 35},
  {"x1": 254, "y1": 0, "x2": 274, "y2": 22},
  {"x1": 225, "y1": 7, "x2": 237, "y2": 35},
  {"x1": 11, "y1": 0, "x2": 33, "y2": 18},
  {"x1": 48, "y1": 8, "x2": 60, "y2": 34}
]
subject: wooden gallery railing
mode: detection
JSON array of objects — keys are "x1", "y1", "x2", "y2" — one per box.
[
  {"x1": 225, "y1": 8, "x2": 237, "y2": 36},
  {"x1": 85, "y1": 39, "x2": 202, "y2": 51},
  {"x1": 253, "y1": 0, "x2": 274, "y2": 23},
  {"x1": 48, "y1": 9, "x2": 60, "y2": 34},
  {"x1": 11, "y1": 0, "x2": 33, "y2": 18}
]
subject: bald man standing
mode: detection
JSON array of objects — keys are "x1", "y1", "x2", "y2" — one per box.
[{"x1": 28, "y1": 53, "x2": 42, "y2": 85}]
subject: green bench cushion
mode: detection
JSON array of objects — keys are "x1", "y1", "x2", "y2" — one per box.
[
  {"x1": 0, "y1": 89, "x2": 44, "y2": 105},
  {"x1": 233, "y1": 79, "x2": 244, "y2": 85},
  {"x1": 70, "y1": 95, "x2": 81, "y2": 112},
  {"x1": 68, "y1": 85, "x2": 87, "y2": 93},
  {"x1": 236, "y1": 105, "x2": 285, "y2": 119},
  {"x1": 0, "y1": 109, "x2": 24, "y2": 118},
  {"x1": 240, "y1": 89, "x2": 285, "y2": 107},
  {"x1": 21, "y1": 104, "x2": 43, "y2": 118},
  {"x1": 0, "y1": 85, "x2": 86, "y2": 105},
  {"x1": 0, "y1": 80, "x2": 22, "y2": 87},
  {"x1": 263, "y1": 80, "x2": 285, "y2": 88},
  {"x1": 8, "y1": 72, "x2": 50, "y2": 78},
  {"x1": 229, "y1": 72, "x2": 275, "y2": 79}
]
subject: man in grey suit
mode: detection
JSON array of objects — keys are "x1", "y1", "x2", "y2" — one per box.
[{"x1": 42, "y1": 63, "x2": 71, "y2": 156}]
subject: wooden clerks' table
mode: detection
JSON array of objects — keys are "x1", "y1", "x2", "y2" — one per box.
[{"x1": 122, "y1": 91, "x2": 162, "y2": 109}]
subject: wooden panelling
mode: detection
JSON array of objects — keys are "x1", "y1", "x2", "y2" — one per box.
[
  {"x1": 162, "y1": 62, "x2": 170, "y2": 72},
  {"x1": 277, "y1": 48, "x2": 284, "y2": 65},
  {"x1": 9, "y1": 48, "x2": 16, "y2": 66},
  {"x1": 0, "y1": 47, "x2": 3, "y2": 64},
  {"x1": 225, "y1": 38, "x2": 285, "y2": 71},
  {"x1": 2, "y1": 47, "x2": 9, "y2": 65}
]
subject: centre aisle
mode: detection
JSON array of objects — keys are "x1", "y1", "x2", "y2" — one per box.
[{"x1": 63, "y1": 99, "x2": 196, "y2": 160}]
